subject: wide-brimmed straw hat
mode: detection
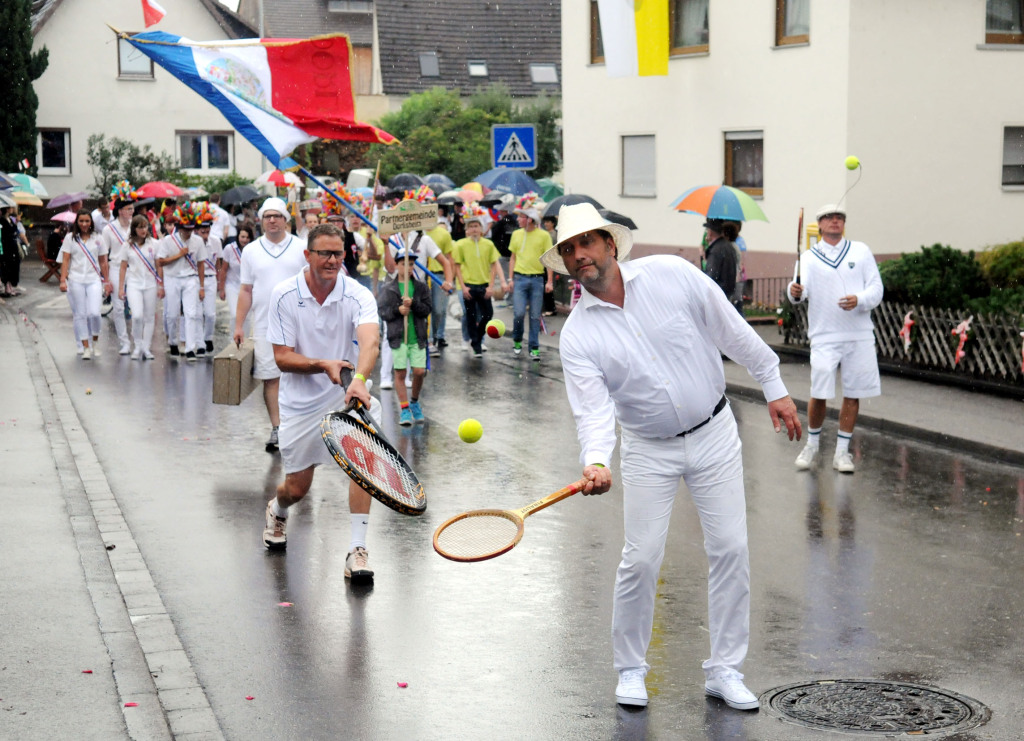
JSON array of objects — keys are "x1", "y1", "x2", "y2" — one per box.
[{"x1": 540, "y1": 203, "x2": 633, "y2": 276}]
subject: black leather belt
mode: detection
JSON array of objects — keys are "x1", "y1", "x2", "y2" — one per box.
[{"x1": 677, "y1": 395, "x2": 728, "y2": 437}]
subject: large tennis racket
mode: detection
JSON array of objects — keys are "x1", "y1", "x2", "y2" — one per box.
[
  {"x1": 320, "y1": 389, "x2": 426, "y2": 516},
  {"x1": 433, "y1": 479, "x2": 587, "y2": 562}
]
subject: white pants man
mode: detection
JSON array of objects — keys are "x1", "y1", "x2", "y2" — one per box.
[
  {"x1": 163, "y1": 275, "x2": 203, "y2": 354},
  {"x1": 109, "y1": 289, "x2": 131, "y2": 353}
]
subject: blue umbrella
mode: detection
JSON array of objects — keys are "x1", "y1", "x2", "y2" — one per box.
[{"x1": 473, "y1": 167, "x2": 542, "y2": 197}]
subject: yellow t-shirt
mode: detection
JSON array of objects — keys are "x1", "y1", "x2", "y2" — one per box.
[
  {"x1": 509, "y1": 227, "x2": 553, "y2": 275},
  {"x1": 425, "y1": 224, "x2": 454, "y2": 273},
  {"x1": 453, "y1": 237, "x2": 500, "y2": 285}
]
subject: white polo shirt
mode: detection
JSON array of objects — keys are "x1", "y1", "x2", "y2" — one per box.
[
  {"x1": 220, "y1": 240, "x2": 244, "y2": 290},
  {"x1": 157, "y1": 231, "x2": 208, "y2": 279},
  {"x1": 198, "y1": 233, "x2": 222, "y2": 277},
  {"x1": 120, "y1": 237, "x2": 161, "y2": 291},
  {"x1": 102, "y1": 220, "x2": 133, "y2": 268},
  {"x1": 239, "y1": 235, "x2": 308, "y2": 337},
  {"x1": 60, "y1": 233, "x2": 108, "y2": 284},
  {"x1": 267, "y1": 268, "x2": 379, "y2": 417}
]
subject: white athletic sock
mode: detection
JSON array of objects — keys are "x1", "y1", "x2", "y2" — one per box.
[
  {"x1": 350, "y1": 513, "x2": 369, "y2": 550},
  {"x1": 836, "y1": 432, "x2": 852, "y2": 454},
  {"x1": 271, "y1": 498, "x2": 288, "y2": 519},
  {"x1": 806, "y1": 427, "x2": 821, "y2": 449}
]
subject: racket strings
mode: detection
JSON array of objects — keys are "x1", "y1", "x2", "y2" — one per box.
[
  {"x1": 435, "y1": 513, "x2": 520, "y2": 559},
  {"x1": 330, "y1": 417, "x2": 421, "y2": 507}
]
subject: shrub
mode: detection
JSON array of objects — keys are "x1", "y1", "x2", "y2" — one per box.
[
  {"x1": 977, "y1": 240, "x2": 1024, "y2": 291},
  {"x1": 878, "y1": 244, "x2": 989, "y2": 309}
]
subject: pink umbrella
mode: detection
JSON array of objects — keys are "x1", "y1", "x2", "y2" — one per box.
[
  {"x1": 52, "y1": 210, "x2": 77, "y2": 223},
  {"x1": 456, "y1": 189, "x2": 483, "y2": 203},
  {"x1": 48, "y1": 191, "x2": 89, "y2": 209},
  {"x1": 137, "y1": 181, "x2": 185, "y2": 198}
]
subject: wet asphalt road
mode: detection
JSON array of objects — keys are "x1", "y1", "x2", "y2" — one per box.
[{"x1": 18, "y1": 289, "x2": 1024, "y2": 740}]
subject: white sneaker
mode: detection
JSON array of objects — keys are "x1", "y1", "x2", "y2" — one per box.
[
  {"x1": 345, "y1": 547, "x2": 374, "y2": 582},
  {"x1": 405, "y1": 374, "x2": 412, "y2": 388},
  {"x1": 142, "y1": 350, "x2": 155, "y2": 360},
  {"x1": 130, "y1": 350, "x2": 142, "y2": 360},
  {"x1": 119, "y1": 344, "x2": 132, "y2": 355},
  {"x1": 705, "y1": 669, "x2": 759, "y2": 710},
  {"x1": 262, "y1": 499, "x2": 287, "y2": 550},
  {"x1": 833, "y1": 450, "x2": 855, "y2": 473},
  {"x1": 82, "y1": 346, "x2": 93, "y2": 360},
  {"x1": 379, "y1": 378, "x2": 394, "y2": 390},
  {"x1": 794, "y1": 443, "x2": 818, "y2": 470},
  {"x1": 91, "y1": 345, "x2": 101, "y2": 357},
  {"x1": 615, "y1": 668, "x2": 648, "y2": 707}
]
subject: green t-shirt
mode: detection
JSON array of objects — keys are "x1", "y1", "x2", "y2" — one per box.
[
  {"x1": 425, "y1": 224, "x2": 454, "y2": 273},
  {"x1": 509, "y1": 227, "x2": 552, "y2": 275},
  {"x1": 399, "y1": 280, "x2": 417, "y2": 343},
  {"x1": 453, "y1": 237, "x2": 500, "y2": 285}
]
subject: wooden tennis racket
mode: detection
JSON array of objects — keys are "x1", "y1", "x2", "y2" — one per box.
[
  {"x1": 320, "y1": 379, "x2": 426, "y2": 516},
  {"x1": 433, "y1": 479, "x2": 587, "y2": 562}
]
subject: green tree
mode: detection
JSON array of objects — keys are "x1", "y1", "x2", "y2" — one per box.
[
  {"x1": 878, "y1": 244, "x2": 989, "y2": 308},
  {"x1": 367, "y1": 85, "x2": 562, "y2": 186},
  {"x1": 86, "y1": 134, "x2": 183, "y2": 197},
  {"x1": 0, "y1": 0, "x2": 49, "y2": 173}
]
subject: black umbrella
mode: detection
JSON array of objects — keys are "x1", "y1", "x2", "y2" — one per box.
[
  {"x1": 599, "y1": 208, "x2": 638, "y2": 230},
  {"x1": 541, "y1": 194, "x2": 603, "y2": 220},
  {"x1": 423, "y1": 173, "x2": 455, "y2": 191},
  {"x1": 221, "y1": 185, "x2": 260, "y2": 206},
  {"x1": 386, "y1": 173, "x2": 424, "y2": 190}
]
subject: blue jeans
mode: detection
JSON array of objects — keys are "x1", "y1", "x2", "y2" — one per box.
[
  {"x1": 512, "y1": 273, "x2": 544, "y2": 350},
  {"x1": 430, "y1": 280, "x2": 448, "y2": 341}
]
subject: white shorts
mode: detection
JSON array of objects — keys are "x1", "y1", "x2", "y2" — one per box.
[
  {"x1": 253, "y1": 336, "x2": 281, "y2": 380},
  {"x1": 810, "y1": 339, "x2": 881, "y2": 400},
  {"x1": 280, "y1": 393, "x2": 383, "y2": 475}
]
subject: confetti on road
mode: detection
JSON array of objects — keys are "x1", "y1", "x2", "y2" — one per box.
[
  {"x1": 81, "y1": 670, "x2": 93, "y2": 674},
  {"x1": 277, "y1": 602, "x2": 293, "y2": 607},
  {"x1": 246, "y1": 696, "x2": 255, "y2": 701},
  {"x1": 124, "y1": 702, "x2": 139, "y2": 707},
  {"x1": 397, "y1": 682, "x2": 408, "y2": 688}
]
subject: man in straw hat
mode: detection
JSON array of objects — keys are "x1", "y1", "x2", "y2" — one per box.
[
  {"x1": 540, "y1": 203, "x2": 802, "y2": 711},
  {"x1": 787, "y1": 205, "x2": 883, "y2": 474}
]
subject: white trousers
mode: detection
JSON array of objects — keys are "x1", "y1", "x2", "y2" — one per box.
[
  {"x1": 201, "y1": 273, "x2": 217, "y2": 341},
  {"x1": 126, "y1": 284, "x2": 157, "y2": 355},
  {"x1": 67, "y1": 279, "x2": 102, "y2": 341},
  {"x1": 614, "y1": 405, "x2": 749, "y2": 679},
  {"x1": 163, "y1": 275, "x2": 202, "y2": 353},
  {"x1": 109, "y1": 290, "x2": 129, "y2": 347}
]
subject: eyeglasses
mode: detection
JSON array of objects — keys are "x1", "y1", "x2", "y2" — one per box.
[
  {"x1": 309, "y1": 249, "x2": 344, "y2": 260},
  {"x1": 262, "y1": 213, "x2": 286, "y2": 220}
]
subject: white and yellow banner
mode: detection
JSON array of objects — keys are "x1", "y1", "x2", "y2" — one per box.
[{"x1": 596, "y1": 0, "x2": 669, "y2": 77}]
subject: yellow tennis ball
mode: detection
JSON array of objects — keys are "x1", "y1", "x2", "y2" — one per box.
[
  {"x1": 845, "y1": 155, "x2": 860, "y2": 170},
  {"x1": 458, "y1": 418, "x2": 483, "y2": 443},
  {"x1": 486, "y1": 319, "x2": 506, "y2": 339}
]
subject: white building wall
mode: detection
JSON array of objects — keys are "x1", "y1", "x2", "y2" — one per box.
[
  {"x1": 33, "y1": 0, "x2": 265, "y2": 196},
  {"x1": 563, "y1": 0, "x2": 1024, "y2": 261}
]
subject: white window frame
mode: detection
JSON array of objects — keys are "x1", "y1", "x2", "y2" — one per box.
[
  {"x1": 117, "y1": 36, "x2": 154, "y2": 79},
  {"x1": 529, "y1": 63, "x2": 559, "y2": 84},
  {"x1": 621, "y1": 134, "x2": 656, "y2": 198},
  {"x1": 177, "y1": 131, "x2": 234, "y2": 173},
  {"x1": 37, "y1": 129, "x2": 71, "y2": 176},
  {"x1": 1003, "y1": 126, "x2": 1024, "y2": 187},
  {"x1": 328, "y1": 0, "x2": 373, "y2": 12},
  {"x1": 468, "y1": 60, "x2": 488, "y2": 77}
]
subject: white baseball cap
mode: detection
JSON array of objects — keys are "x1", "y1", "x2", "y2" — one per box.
[{"x1": 258, "y1": 197, "x2": 291, "y2": 222}]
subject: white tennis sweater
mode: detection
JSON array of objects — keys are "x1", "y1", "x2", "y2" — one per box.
[{"x1": 786, "y1": 239, "x2": 883, "y2": 343}]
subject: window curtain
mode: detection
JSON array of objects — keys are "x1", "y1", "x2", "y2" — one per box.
[{"x1": 785, "y1": 0, "x2": 810, "y2": 37}]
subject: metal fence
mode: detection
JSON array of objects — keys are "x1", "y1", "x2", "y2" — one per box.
[{"x1": 784, "y1": 301, "x2": 1024, "y2": 384}]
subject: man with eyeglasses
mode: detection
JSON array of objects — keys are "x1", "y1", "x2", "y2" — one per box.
[
  {"x1": 234, "y1": 197, "x2": 309, "y2": 452},
  {"x1": 787, "y1": 204, "x2": 883, "y2": 473},
  {"x1": 263, "y1": 224, "x2": 381, "y2": 582}
]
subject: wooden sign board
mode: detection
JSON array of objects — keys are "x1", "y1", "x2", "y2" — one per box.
[
  {"x1": 212, "y1": 339, "x2": 258, "y2": 405},
  {"x1": 378, "y1": 200, "x2": 438, "y2": 235}
]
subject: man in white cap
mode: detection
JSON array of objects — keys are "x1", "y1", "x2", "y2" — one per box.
[
  {"x1": 787, "y1": 205, "x2": 883, "y2": 473},
  {"x1": 540, "y1": 203, "x2": 801, "y2": 711},
  {"x1": 508, "y1": 201, "x2": 554, "y2": 361},
  {"x1": 233, "y1": 197, "x2": 309, "y2": 452}
]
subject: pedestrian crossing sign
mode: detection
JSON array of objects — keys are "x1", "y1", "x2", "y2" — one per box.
[{"x1": 491, "y1": 124, "x2": 537, "y2": 170}]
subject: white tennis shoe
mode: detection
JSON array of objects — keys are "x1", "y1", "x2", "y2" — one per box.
[
  {"x1": 833, "y1": 450, "x2": 855, "y2": 473},
  {"x1": 794, "y1": 443, "x2": 818, "y2": 470},
  {"x1": 262, "y1": 499, "x2": 287, "y2": 550},
  {"x1": 345, "y1": 547, "x2": 374, "y2": 582},
  {"x1": 705, "y1": 669, "x2": 759, "y2": 710},
  {"x1": 615, "y1": 668, "x2": 648, "y2": 707}
]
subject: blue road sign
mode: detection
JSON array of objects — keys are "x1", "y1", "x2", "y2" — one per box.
[{"x1": 491, "y1": 124, "x2": 537, "y2": 170}]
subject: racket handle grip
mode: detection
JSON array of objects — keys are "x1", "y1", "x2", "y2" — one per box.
[{"x1": 519, "y1": 479, "x2": 587, "y2": 519}]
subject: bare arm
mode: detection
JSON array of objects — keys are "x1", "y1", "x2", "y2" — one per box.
[{"x1": 233, "y1": 284, "x2": 253, "y2": 345}]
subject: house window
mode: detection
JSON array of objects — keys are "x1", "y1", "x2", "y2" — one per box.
[
  {"x1": 670, "y1": 0, "x2": 709, "y2": 55},
  {"x1": 622, "y1": 135, "x2": 656, "y2": 197},
  {"x1": 590, "y1": 0, "x2": 604, "y2": 64},
  {"x1": 37, "y1": 129, "x2": 71, "y2": 175},
  {"x1": 775, "y1": 0, "x2": 809, "y2": 46},
  {"x1": 529, "y1": 63, "x2": 559, "y2": 84},
  {"x1": 118, "y1": 36, "x2": 154, "y2": 78},
  {"x1": 1003, "y1": 127, "x2": 1024, "y2": 185},
  {"x1": 327, "y1": 0, "x2": 373, "y2": 12},
  {"x1": 419, "y1": 52, "x2": 440, "y2": 77},
  {"x1": 468, "y1": 60, "x2": 488, "y2": 77},
  {"x1": 987, "y1": 0, "x2": 1023, "y2": 43},
  {"x1": 178, "y1": 132, "x2": 232, "y2": 171},
  {"x1": 724, "y1": 131, "x2": 763, "y2": 197}
]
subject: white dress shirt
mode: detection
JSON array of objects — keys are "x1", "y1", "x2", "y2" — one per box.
[{"x1": 560, "y1": 255, "x2": 789, "y2": 467}]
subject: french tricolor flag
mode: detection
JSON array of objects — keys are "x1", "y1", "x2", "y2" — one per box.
[
  {"x1": 142, "y1": 0, "x2": 166, "y2": 28},
  {"x1": 123, "y1": 32, "x2": 396, "y2": 167}
]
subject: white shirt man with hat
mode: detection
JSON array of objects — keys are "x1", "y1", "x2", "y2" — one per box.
[
  {"x1": 542, "y1": 203, "x2": 802, "y2": 711},
  {"x1": 787, "y1": 204, "x2": 883, "y2": 473},
  {"x1": 233, "y1": 197, "x2": 309, "y2": 452}
]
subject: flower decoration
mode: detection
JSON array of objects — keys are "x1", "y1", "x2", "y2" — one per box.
[
  {"x1": 173, "y1": 201, "x2": 198, "y2": 227},
  {"x1": 321, "y1": 188, "x2": 354, "y2": 217},
  {"x1": 515, "y1": 192, "x2": 540, "y2": 212},
  {"x1": 461, "y1": 202, "x2": 488, "y2": 222},
  {"x1": 193, "y1": 201, "x2": 215, "y2": 225},
  {"x1": 110, "y1": 180, "x2": 140, "y2": 201},
  {"x1": 403, "y1": 186, "x2": 435, "y2": 203}
]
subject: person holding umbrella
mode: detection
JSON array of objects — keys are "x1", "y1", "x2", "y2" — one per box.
[{"x1": 702, "y1": 219, "x2": 741, "y2": 315}]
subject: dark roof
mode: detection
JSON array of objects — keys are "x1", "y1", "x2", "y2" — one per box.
[
  {"x1": 376, "y1": 0, "x2": 561, "y2": 97},
  {"x1": 31, "y1": 0, "x2": 257, "y2": 38},
  {"x1": 236, "y1": 0, "x2": 373, "y2": 45}
]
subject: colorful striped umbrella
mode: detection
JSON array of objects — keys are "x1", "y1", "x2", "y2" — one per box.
[{"x1": 670, "y1": 185, "x2": 768, "y2": 222}]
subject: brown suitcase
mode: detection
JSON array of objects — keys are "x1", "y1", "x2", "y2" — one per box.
[{"x1": 212, "y1": 339, "x2": 258, "y2": 405}]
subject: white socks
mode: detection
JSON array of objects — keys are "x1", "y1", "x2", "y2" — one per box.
[
  {"x1": 836, "y1": 431, "x2": 852, "y2": 455},
  {"x1": 350, "y1": 514, "x2": 369, "y2": 550},
  {"x1": 271, "y1": 498, "x2": 288, "y2": 519},
  {"x1": 806, "y1": 427, "x2": 821, "y2": 450}
]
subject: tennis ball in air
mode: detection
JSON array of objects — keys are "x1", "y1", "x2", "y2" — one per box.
[
  {"x1": 844, "y1": 155, "x2": 860, "y2": 170},
  {"x1": 458, "y1": 418, "x2": 483, "y2": 443},
  {"x1": 486, "y1": 319, "x2": 506, "y2": 339}
]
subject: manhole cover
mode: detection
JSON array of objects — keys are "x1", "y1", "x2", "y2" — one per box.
[{"x1": 761, "y1": 679, "x2": 990, "y2": 737}]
